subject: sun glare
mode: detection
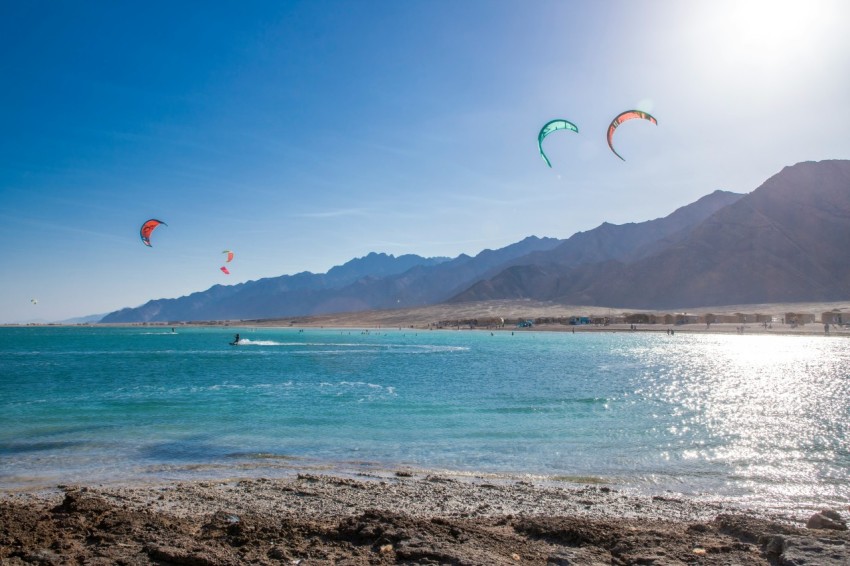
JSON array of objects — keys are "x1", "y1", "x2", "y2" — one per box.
[
  {"x1": 685, "y1": 0, "x2": 844, "y2": 82},
  {"x1": 721, "y1": 333, "x2": 820, "y2": 367},
  {"x1": 724, "y1": 2, "x2": 810, "y2": 58}
]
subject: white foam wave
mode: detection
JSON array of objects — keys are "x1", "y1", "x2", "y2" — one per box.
[
  {"x1": 232, "y1": 340, "x2": 468, "y2": 354},
  {"x1": 235, "y1": 339, "x2": 288, "y2": 346},
  {"x1": 318, "y1": 381, "x2": 398, "y2": 398}
]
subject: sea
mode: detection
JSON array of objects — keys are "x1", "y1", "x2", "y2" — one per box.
[{"x1": 1, "y1": 325, "x2": 848, "y2": 515}]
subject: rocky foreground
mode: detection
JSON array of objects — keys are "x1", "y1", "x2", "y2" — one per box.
[{"x1": 1, "y1": 472, "x2": 848, "y2": 565}]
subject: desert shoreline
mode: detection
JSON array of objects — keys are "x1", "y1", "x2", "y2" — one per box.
[
  {"x1": 47, "y1": 299, "x2": 848, "y2": 338},
  {"x1": 8, "y1": 321, "x2": 850, "y2": 339},
  {"x1": 10, "y1": 299, "x2": 850, "y2": 333}
]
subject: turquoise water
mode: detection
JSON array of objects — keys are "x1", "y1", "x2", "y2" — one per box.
[{"x1": 1, "y1": 326, "x2": 848, "y2": 512}]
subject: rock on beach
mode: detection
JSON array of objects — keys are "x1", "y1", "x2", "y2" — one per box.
[{"x1": 2, "y1": 474, "x2": 849, "y2": 565}]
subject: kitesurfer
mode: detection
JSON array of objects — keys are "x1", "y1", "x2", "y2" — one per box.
[{"x1": 234, "y1": 333, "x2": 240, "y2": 344}]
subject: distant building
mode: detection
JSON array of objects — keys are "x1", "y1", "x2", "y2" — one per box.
[
  {"x1": 822, "y1": 311, "x2": 845, "y2": 324},
  {"x1": 624, "y1": 313, "x2": 656, "y2": 324},
  {"x1": 785, "y1": 312, "x2": 816, "y2": 325}
]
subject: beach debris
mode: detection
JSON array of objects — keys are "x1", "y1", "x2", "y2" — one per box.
[
  {"x1": 538, "y1": 118, "x2": 579, "y2": 168},
  {"x1": 806, "y1": 509, "x2": 847, "y2": 530},
  {"x1": 606, "y1": 109, "x2": 658, "y2": 161},
  {"x1": 764, "y1": 535, "x2": 785, "y2": 556},
  {"x1": 267, "y1": 546, "x2": 290, "y2": 560},
  {"x1": 140, "y1": 219, "x2": 167, "y2": 247},
  {"x1": 764, "y1": 533, "x2": 849, "y2": 565}
]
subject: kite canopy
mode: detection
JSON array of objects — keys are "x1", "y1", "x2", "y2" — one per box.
[
  {"x1": 606, "y1": 110, "x2": 658, "y2": 161},
  {"x1": 222, "y1": 250, "x2": 234, "y2": 263},
  {"x1": 538, "y1": 119, "x2": 579, "y2": 168},
  {"x1": 220, "y1": 266, "x2": 230, "y2": 275},
  {"x1": 140, "y1": 219, "x2": 167, "y2": 247}
]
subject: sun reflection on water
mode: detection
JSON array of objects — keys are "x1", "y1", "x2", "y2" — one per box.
[{"x1": 630, "y1": 334, "x2": 849, "y2": 507}]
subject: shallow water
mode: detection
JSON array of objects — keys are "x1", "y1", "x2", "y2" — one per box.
[{"x1": 1, "y1": 326, "x2": 848, "y2": 513}]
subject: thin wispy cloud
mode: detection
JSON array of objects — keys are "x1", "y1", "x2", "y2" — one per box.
[
  {"x1": 293, "y1": 207, "x2": 373, "y2": 219},
  {"x1": 0, "y1": 213, "x2": 129, "y2": 244}
]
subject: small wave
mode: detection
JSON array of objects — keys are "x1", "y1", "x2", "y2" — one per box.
[
  {"x1": 317, "y1": 380, "x2": 398, "y2": 400},
  {"x1": 411, "y1": 345, "x2": 470, "y2": 353},
  {"x1": 231, "y1": 340, "x2": 469, "y2": 354},
  {"x1": 226, "y1": 452, "x2": 300, "y2": 461},
  {"x1": 320, "y1": 380, "x2": 392, "y2": 391},
  {"x1": 236, "y1": 340, "x2": 377, "y2": 347}
]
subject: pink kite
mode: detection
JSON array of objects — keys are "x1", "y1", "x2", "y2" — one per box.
[{"x1": 607, "y1": 110, "x2": 658, "y2": 161}]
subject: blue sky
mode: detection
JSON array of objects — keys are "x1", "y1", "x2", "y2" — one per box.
[{"x1": 2, "y1": 0, "x2": 849, "y2": 323}]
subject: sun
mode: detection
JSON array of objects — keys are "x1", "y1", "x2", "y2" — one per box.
[{"x1": 684, "y1": 0, "x2": 844, "y2": 80}]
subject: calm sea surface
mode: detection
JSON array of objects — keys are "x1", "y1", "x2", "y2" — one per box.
[{"x1": 1, "y1": 326, "x2": 848, "y2": 512}]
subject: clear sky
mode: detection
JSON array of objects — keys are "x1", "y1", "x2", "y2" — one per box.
[{"x1": 2, "y1": 0, "x2": 849, "y2": 323}]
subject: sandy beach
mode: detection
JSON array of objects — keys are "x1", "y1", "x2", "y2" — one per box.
[
  {"x1": 2, "y1": 469, "x2": 848, "y2": 565},
  {"x1": 219, "y1": 299, "x2": 850, "y2": 337}
]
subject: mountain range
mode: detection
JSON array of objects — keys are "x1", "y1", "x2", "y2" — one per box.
[{"x1": 100, "y1": 159, "x2": 850, "y2": 323}]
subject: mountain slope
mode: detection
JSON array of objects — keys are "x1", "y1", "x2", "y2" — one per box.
[
  {"x1": 508, "y1": 189, "x2": 744, "y2": 269},
  {"x1": 101, "y1": 252, "x2": 450, "y2": 323},
  {"x1": 99, "y1": 238, "x2": 563, "y2": 322},
  {"x1": 594, "y1": 159, "x2": 850, "y2": 308},
  {"x1": 452, "y1": 160, "x2": 850, "y2": 309}
]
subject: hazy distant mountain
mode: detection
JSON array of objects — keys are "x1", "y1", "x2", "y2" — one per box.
[
  {"x1": 324, "y1": 236, "x2": 566, "y2": 311},
  {"x1": 331, "y1": 192, "x2": 744, "y2": 313},
  {"x1": 101, "y1": 237, "x2": 563, "y2": 322},
  {"x1": 452, "y1": 160, "x2": 850, "y2": 309},
  {"x1": 60, "y1": 313, "x2": 107, "y2": 324},
  {"x1": 100, "y1": 160, "x2": 849, "y2": 321},
  {"x1": 101, "y1": 252, "x2": 450, "y2": 323},
  {"x1": 100, "y1": 231, "x2": 556, "y2": 322},
  {"x1": 492, "y1": 189, "x2": 743, "y2": 270},
  {"x1": 323, "y1": 252, "x2": 451, "y2": 286}
]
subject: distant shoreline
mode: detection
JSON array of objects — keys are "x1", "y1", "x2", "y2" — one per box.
[
  {"x1": 8, "y1": 298, "x2": 850, "y2": 337},
  {"x1": 9, "y1": 322, "x2": 847, "y2": 340}
]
